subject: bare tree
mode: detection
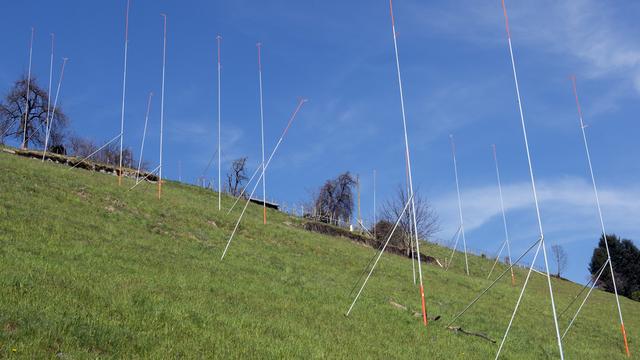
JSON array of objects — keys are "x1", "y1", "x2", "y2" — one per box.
[
  {"x1": 381, "y1": 185, "x2": 439, "y2": 253},
  {"x1": 0, "y1": 76, "x2": 68, "y2": 148},
  {"x1": 551, "y1": 243, "x2": 568, "y2": 278},
  {"x1": 313, "y1": 172, "x2": 356, "y2": 225},
  {"x1": 227, "y1": 157, "x2": 248, "y2": 197}
]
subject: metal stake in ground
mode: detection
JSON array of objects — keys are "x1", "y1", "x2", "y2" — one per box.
[
  {"x1": 158, "y1": 13, "x2": 167, "y2": 199},
  {"x1": 495, "y1": 1, "x2": 564, "y2": 358},
  {"x1": 22, "y1": 27, "x2": 34, "y2": 150},
  {"x1": 486, "y1": 144, "x2": 515, "y2": 285},
  {"x1": 42, "y1": 58, "x2": 69, "y2": 160},
  {"x1": 256, "y1": 42, "x2": 267, "y2": 224},
  {"x1": 569, "y1": 76, "x2": 630, "y2": 357},
  {"x1": 388, "y1": 0, "x2": 428, "y2": 325},
  {"x1": 449, "y1": 134, "x2": 470, "y2": 276},
  {"x1": 118, "y1": 0, "x2": 130, "y2": 185},
  {"x1": 42, "y1": 33, "x2": 55, "y2": 161},
  {"x1": 220, "y1": 98, "x2": 307, "y2": 260}
]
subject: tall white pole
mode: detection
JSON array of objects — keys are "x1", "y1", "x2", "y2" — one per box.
[
  {"x1": 158, "y1": 13, "x2": 167, "y2": 199},
  {"x1": 495, "y1": 1, "x2": 564, "y2": 358},
  {"x1": 22, "y1": 27, "x2": 34, "y2": 150},
  {"x1": 118, "y1": 0, "x2": 130, "y2": 185},
  {"x1": 449, "y1": 134, "x2": 470, "y2": 276},
  {"x1": 217, "y1": 35, "x2": 222, "y2": 210},
  {"x1": 490, "y1": 144, "x2": 515, "y2": 285},
  {"x1": 570, "y1": 76, "x2": 630, "y2": 357},
  {"x1": 257, "y1": 43, "x2": 267, "y2": 224},
  {"x1": 405, "y1": 163, "x2": 416, "y2": 284},
  {"x1": 388, "y1": 0, "x2": 427, "y2": 326},
  {"x1": 42, "y1": 58, "x2": 68, "y2": 160},
  {"x1": 136, "y1": 92, "x2": 153, "y2": 180},
  {"x1": 42, "y1": 33, "x2": 55, "y2": 160}
]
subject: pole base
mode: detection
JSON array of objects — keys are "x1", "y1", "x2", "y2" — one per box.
[
  {"x1": 420, "y1": 284, "x2": 428, "y2": 326},
  {"x1": 621, "y1": 324, "x2": 630, "y2": 357}
]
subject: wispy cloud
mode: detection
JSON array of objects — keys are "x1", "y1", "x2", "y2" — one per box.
[
  {"x1": 408, "y1": 0, "x2": 640, "y2": 94},
  {"x1": 433, "y1": 176, "x2": 640, "y2": 246}
]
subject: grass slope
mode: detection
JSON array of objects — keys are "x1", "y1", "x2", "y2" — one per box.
[{"x1": 0, "y1": 151, "x2": 637, "y2": 359}]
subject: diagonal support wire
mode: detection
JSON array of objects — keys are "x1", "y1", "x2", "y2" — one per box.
[
  {"x1": 445, "y1": 225, "x2": 462, "y2": 272},
  {"x1": 67, "y1": 134, "x2": 122, "y2": 171},
  {"x1": 558, "y1": 259, "x2": 608, "y2": 319},
  {"x1": 129, "y1": 164, "x2": 160, "y2": 191},
  {"x1": 561, "y1": 258, "x2": 609, "y2": 339},
  {"x1": 346, "y1": 193, "x2": 414, "y2": 316},
  {"x1": 220, "y1": 98, "x2": 306, "y2": 260},
  {"x1": 446, "y1": 237, "x2": 541, "y2": 328}
]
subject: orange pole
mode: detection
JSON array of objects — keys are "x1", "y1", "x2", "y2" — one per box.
[
  {"x1": 157, "y1": 180, "x2": 162, "y2": 199},
  {"x1": 621, "y1": 324, "x2": 630, "y2": 357},
  {"x1": 420, "y1": 285, "x2": 428, "y2": 325}
]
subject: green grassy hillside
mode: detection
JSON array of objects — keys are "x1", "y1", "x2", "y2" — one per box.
[{"x1": 0, "y1": 151, "x2": 637, "y2": 358}]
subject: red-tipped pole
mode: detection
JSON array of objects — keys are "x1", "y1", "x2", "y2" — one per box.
[
  {"x1": 388, "y1": 0, "x2": 427, "y2": 325},
  {"x1": 570, "y1": 75, "x2": 630, "y2": 358},
  {"x1": 119, "y1": 0, "x2": 131, "y2": 186}
]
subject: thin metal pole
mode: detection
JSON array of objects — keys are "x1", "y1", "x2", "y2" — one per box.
[
  {"x1": 136, "y1": 92, "x2": 153, "y2": 180},
  {"x1": 487, "y1": 240, "x2": 507, "y2": 280},
  {"x1": 346, "y1": 193, "x2": 414, "y2": 316},
  {"x1": 496, "y1": 1, "x2": 563, "y2": 358},
  {"x1": 217, "y1": 35, "x2": 222, "y2": 211},
  {"x1": 449, "y1": 134, "x2": 470, "y2": 275},
  {"x1": 570, "y1": 76, "x2": 630, "y2": 356},
  {"x1": 373, "y1": 169, "x2": 376, "y2": 238},
  {"x1": 257, "y1": 43, "x2": 267, "y2": 224},
  {"x1": 445, "y1": 225, "x2": 461, "y2": 271},
  {"x1": 221, "y1": 99, "x2": 306, "y2": 259},
  {"x1": 22, "y1": 27, "x2": 34, "y2": 149},
  {"x1": 42, "y1": 58, "x2": 68, "y2": 160},
  {"x1": 489, "y1": 144, "x2": 515, "y2": 285},
  {"x1": 119, "y1": 0, "x2": 130, "y2": 185},
  {"x1": 158, "y1": 13, "x2": 167, "y2": 199},
  {"x1": 562, "y1": 258, "x2": 609, "y2": 339},
  {"x1": 388, "y1": 0, "x2": 427, "y2": 325},
  {"x1": 42, "y1": 33, "x2": 55, "y2": 161},
  {"x1": 357, "y1": 175, "x2": 362, "y2": 225},
  {"x1": 405, "y1": 160, "x2": 416, "y2": 285}
]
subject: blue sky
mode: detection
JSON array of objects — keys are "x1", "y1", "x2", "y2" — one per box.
[{"x1": 2, "y1": 0, "x2": 639, "y2": 284}]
